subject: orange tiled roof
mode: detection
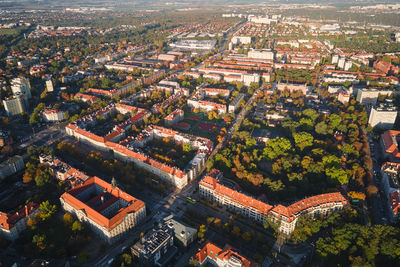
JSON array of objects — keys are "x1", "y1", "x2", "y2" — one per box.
[
  {"x1": 201, "y1": 170, "x2": 348, "y2": 222},
  {"x1": 60, "y1": 176, "x2": 145, "y2": 231},
  {"x1": 194, "y1": 241, "x2": 222, "y2": 263},
  {"x1": 382, "y1": 130, "x2": 400, "y2": 159},
  {"x1": 391, "y1": 191, "x2": 400, "y2": 215},
  {"x1": 0, "y1": 202, "x2": 39, "y2": 231},
  {"x1": 194, "y1": 242, "x2": 257, "y2": 267},
  {"x1": 200, "y1": 174, "x2": 273, "y2": 215}
]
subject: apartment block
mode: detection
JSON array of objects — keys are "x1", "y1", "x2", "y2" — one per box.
[
  {"x1": 3, "y1": 93, "x2": 29, "y2": 116},
  {"x1": 0, "y1": 203, "x2": 39, "y2": 241},
  {"x1": 0, "y1": 155, "x2": 25, "y2": 180},
  {"x1": 194, "y1": 242, "x2": 258, "y2": 267},
  {"x1": 11, "y1": 77, "x2": 31, "y2": 99},
  {"x1": 368, "y1": 101, "x2": 397, "y2": 129},
  {"x1": 199, "y1": 169, "x2": 348, "y2": 235}
]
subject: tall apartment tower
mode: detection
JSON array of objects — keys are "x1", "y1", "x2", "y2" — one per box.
[
  {"x1": 2, "y1": 93, "x2": 29, "y2": 116},
  {"x1": 11, "y1": 77, "x2": 31, "y2": 99}
]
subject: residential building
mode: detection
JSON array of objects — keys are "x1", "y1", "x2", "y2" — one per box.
[
  {"x1": 337, "y1": 91, "x2": 350, "y2": 104},
  {"x1": 380, "y1": 162, "x2": 400, "y2": 222},
  {"x1": 262, "y1": 72, "x2": 271, "y2": 82},
  {"x1": 169, "y1": 40, "x2": 217, "y2": 50},
  {"x1": 338, "y1": 57, "x2": 346, "y2": 69},
  {"x1": 276, "y1": 40, "x2": 299, "y2": 48},
  {"x1": 164, "y1": 109, "x2": 184, "y2": 126},
  {"x1": 381, "y1": 130, "x2": 400, "y2": 162},
  {"x1": 276, "y1": 83, "x2": 309, "y2": 95},
  {"x1": 87, "y1": 88, "x2": 118, "y2": 98},
  {"x1": 0, "y1": 203, "x2": 39, "y2": 241},
  {"x1": 3, "y1": 93, "x2": 29, "y2": 116},
  {"x1": 163, "y1": 216, "x2": 197, "y2": 248},
  {"x1": 249, "y1": 16, "x2": 274, "y2": 24},
  {"x1": 193, "y1": 241, "x2": 258, "y2": 267},
  {"x1": 269, "y1": 193, "x2": 348, "y2": 235},
  {"x1": 243, "y1": 73, "x2": 260, "y2": 86},
  {"x1": 231, "y1": 36, "x2": 252, "y2": 45},
  {"x1": 389, "y1": 191, "x2": 400, "y2": 223},
  {"x1": 228, "y1": 93, "x2": 245, "y2": 113},
  {"x1": 188, "y1": 89, "x2": 227, "y2": 114},
  {"x1": 74, "y1": 92, "x2": 98, "y2": 103},
  {"x1": 344, "y1": 61, "x2": 353, "y2": 71},
  {"x1": 158, "y1": 54, "x2": 177, "y2": 62},
  {"x1": 11, "y1": 77, "x2": 31, "y2": 99},
  {"x1": 247, "y1": 49, "x2": 274, "y2": 60},
  {"x1": 203, "y1": 73, "x2": 222, "y2": 81},
  {"x1": 368, "y1": 100, "x2": 397, "y2": 129},
  {"x1": 356, "y1": 89, "x2": 392, "y2": 110},
  {"x1": 114, "y1": 125, "x2": 212, "y2": 188},
  {"x1": 197, "y1": 67, "x2": 260, "y2": 86},
  {"x1": 203, "y1": 88, "x2": 231, "y2": 98},
  {"x1": 395, "y1": 32, "x2": 400, "y2": 42},
  {"x1": 199, "y1": 169, "x2": 273, "y2": 225},
  {"x1": 0, "y1": 155, "x2": 25, "y2": 180},
  {"x1": 39, "y1": 154, "x2": 90, "y2": 187},
  {"x1": 251, "y1": 128, "x2": 271, "y2": 143},
  {"x1": 46, "y1": 79, "x2": 54, "y2": 92},
  {"x1": 0, "y1": 131, "x2": 13, "y2": 147},
  {"x1": 41, "y1": 109, "x2": 66, "y2": 122},
  {"x1": 373, "y1": 60, "x2": 399, "y2": 75},
  {"x1": 331, "y1": 54, "x2": 339, "y2": 64},
  {"x1": 328, "y1": 85, "x2": 345, "y2": 94},
  {"x1": 65, "y1": 106, "x2": 200, "y2": 190},
  {"x1": 131, "y1": 222, "x2": 177, "y2": 267},
  {"x1": 60, "y1": 176, "x2": 146, "y2": 244},
  {"x1": 199, "y1": 169, "x2": 348, "y2": 235}
]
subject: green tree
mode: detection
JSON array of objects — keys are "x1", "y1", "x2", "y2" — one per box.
[
  {"x1": 63, "y1": 213, "x2": 74, "y2": 227},
  {"x1": 232, "y1": 226, "x2": 241, "y2": 237},
  {"x1": 38, "y1": 201, "x2": 57, "y2": 221},
  {"x1": 72, "y1": 221, "x2": 83, "y2": 232},
  {"x1": 264, "y1": 217, "x2": 281, "y2": 237},
  {"x1": 327, "y1": 113, "x2": 342, "y2": 130},
  {"x1": 263, "y1": 137, "x2": 292, "y2": 160},
  {"x1": 121, "y1": 253, "x2": 132, "y2": 265},
  {"x1": 293, "y1": 132, "x2": 314, "y2": 151},
  {"x1": 315, "y1": 122, "x2": 330, "y2": 135},
  {"x1": 183, "y1": 143, "x2": 191, "y2": 152},
  {"x1": 32, "y1": 234, "x2": 47, "y2": 250},
  {"x1": 35, "y1": 168, "x2": 52, "y2": 186},
  {"x1": 302, "y1": 108, "x2": 319, "y2": 121}
]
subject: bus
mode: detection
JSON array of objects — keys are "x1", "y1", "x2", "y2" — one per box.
[{"x1": 186, "y1": 197, "x2": 197, "y2": 204}]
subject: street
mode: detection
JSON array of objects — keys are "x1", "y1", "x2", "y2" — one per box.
[{"x1": 84, "y1": 75, "x2": 267, "y2": 267}]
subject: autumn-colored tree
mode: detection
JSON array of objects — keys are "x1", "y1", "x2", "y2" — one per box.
[
  {"x1": 347, "y1": 191, "x2": 366, "y2": 201},
  {"x1": 232, "y1": 226, "x2": 241, "y2": 237},
  {"x1": 366, "y1": 185, "x2": 378, "y2": 197},
  {"x1": 63, "y1": 213, "x2": 74, "y2": 227},
  {"x1": 23, "y1": 172, "x2": 34, "y2": 184}
]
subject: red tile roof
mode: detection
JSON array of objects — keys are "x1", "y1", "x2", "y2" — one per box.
[
  {"x1": 194, "y1": 241, "x2": 222, "y2": 263},
  {"x1": 75, "y1": 93, "x2": 98, "y2": 103},
  {"x1": 60, "y1": 176, "x2": 145, "y2": 231},
  {"x1": 391, "y1": 191, "x2": 400, "y2": 215},
  {"x1": 0, "y1": 202, "x2": 39, "y2": 231},
  {"x1": 200, "y1": 173, "x2": 273, "y2": 215},
  {"x1": 194, "y1": 242, "x2": 257, "y2": 267},
  {"x1": 201, "y1": 170, "x2": 348, "y2": 222},
  {"x1": 382, "y1": 130, "x2": 400, "y2": 159}
]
